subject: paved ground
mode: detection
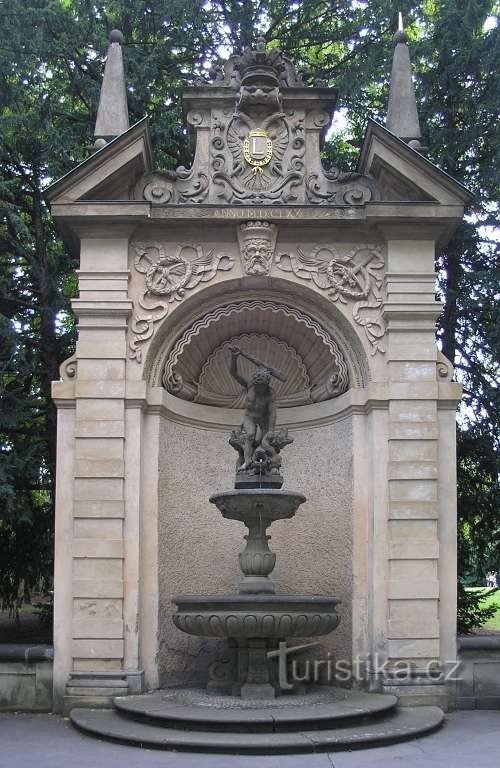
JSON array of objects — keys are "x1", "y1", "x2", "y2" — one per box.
[{"x1": 0, "y1": 710, "x2": 498, "y2": 768}]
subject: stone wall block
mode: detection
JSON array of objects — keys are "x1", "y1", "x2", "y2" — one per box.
[
  {"x1": 74, "y1": 458, "x2": 125, "y2": 478},
  {"x1": 389, "y1": 479, "x2": 437, "y2": 502},
  {"x1": 388, "y1": 579, "x2": 439, "y2": 600},
  {"x1": 389, "y1": 501, "x2": 439, "y2": 519},
  {"x1": 73, "y1": 558, "x2": 123, "y2": 580},
  {"x1": 77, "y1": 359, "x2": 125, "y2": 380},
  {"x1": 388, "y1": 361, "x2": 437, "y2": 381},
  {"x1": 73, "y1": 519, "x2": 123, "y2": 538},
  {"x1": 388, "y1": 461, "x2": 438, "y2": 480},
  {"x1": 73, "y1": 500, "x2": 124, "y2": 518},
  {"x1": 74, "y1": 478, "x2": 124, "y2": 500},
  {"x1": 75, "y1": 438, "x2": 124, "y2": 460},
  {"x1": 389, "y1": 440, "x2": 437, "y2": 462},
  {"x1": 388, "y1": 638, "x2": 440, "y2": 658},
  {"x1": 72, "y1": 619, "x2": 124, "y2": 639},
  {"x1": 73, "y1": 598, "x2": 123, "y2": 619},
  {"x1": 389, "y1": 540, "x2": 439, "y2": 559},
  {"x1": 73, "y1": 580, "x2": 124, "y2": 599},
  {"x1": 72, "y1": 640, "x2": 124, "y2": 659},
  {"x1": 75, "y1": 381, "x2": 126, "y2": 398},
  {"x1": 75, "y1": 420, "x2": 125, "y2": 438},
  {"x1": 72, "y1": 539, "x2": 124, "y2": 558}
]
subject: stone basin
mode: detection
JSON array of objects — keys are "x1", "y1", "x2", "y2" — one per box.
[
  {"x1": 173, "y1": 594, "x2": 341, "y2": 638},
  {"x1": 209, "y1": 489, "x2": 307, "y2": 594},
  {"x1": 209, "y1": 489, "x2": 306, "y2": 526}
]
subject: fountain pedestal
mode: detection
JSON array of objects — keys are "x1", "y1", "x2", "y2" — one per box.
[
  {"x1": 173, "y1": 489, "x2": 341, "y2": 699},
  {"x1": 213, "y1": 489, "x2": 304, "y2": 594}
]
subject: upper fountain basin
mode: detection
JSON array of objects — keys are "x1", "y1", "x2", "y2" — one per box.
[{"x1": 209, "y1": 489, "x2": 306, "y2": 526}]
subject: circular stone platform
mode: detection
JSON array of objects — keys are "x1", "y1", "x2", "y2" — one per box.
[{"x1": 70, "y1": 686, "x2": 445, "y2": 753}]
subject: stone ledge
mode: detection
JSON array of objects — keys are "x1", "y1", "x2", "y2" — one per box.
[
  {"x1": 458, "y1": 634, "x2": 500, "y2": 651},
  {"x1": 0, "y1": 644, "x2": 53, "y2": 662},
  {"x1": 0, "y1": 645, "x2": 53, "y2": 712}
]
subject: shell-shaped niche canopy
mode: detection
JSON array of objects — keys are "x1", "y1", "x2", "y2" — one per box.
[{"x1": 158, "y1": 299, "x2": 350, "y2": 407}]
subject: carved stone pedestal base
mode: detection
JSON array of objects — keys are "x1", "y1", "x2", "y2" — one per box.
[{"x1": 235, "y1": 470, "x2": 283, "y2": 489}]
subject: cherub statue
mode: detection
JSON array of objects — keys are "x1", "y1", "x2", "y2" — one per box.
[{"x1": 228, "y1": 346, "x2": 293, "y2": 483}]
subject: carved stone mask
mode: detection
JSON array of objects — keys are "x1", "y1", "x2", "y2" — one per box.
[
  {"x1": 237, "y1": 221, "x2": 278, "y2": 277},
  {"x1": 244, "y1": 238, "x2": 272, "y2": 275}
]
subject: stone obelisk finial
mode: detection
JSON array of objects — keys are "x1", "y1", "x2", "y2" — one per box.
[
  {"x1": 93, "y1": 29, "x2": 130, "y2": 150},
  {"x1": 386, "y1": 13, "x2": 422, "y2": 150}
]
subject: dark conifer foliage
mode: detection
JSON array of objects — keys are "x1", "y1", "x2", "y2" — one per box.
[{"x1": 0, "y1": 1, "x2": 498, "y2": 622}]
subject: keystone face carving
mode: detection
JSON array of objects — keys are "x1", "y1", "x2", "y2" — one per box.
[{"x1": 237, "y1": 221, "x2": 277, "y2": 276}]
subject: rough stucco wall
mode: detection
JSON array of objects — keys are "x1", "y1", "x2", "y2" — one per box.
[{"x1": 157, "y1": 416, "x2": 353, "y2": 687}]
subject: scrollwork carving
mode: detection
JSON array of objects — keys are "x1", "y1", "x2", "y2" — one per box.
[
  {"x1": 175, "y1": 169, "x2": 209, "y2": 204},
  {"x1": 276, "y1": 244, "x2": 386, "y2": 354},
  {"x1": 133, "y1": 40, "x2": 380, "y2": 206},
  {"x1": 134, "y1": 172, "x2": 176, "y2": 204},
  {"x1": 129, "y1": 242, "x2": 234, "y2": 362},
  {"x1": 306, "y1": 169, "x2": 376, "y2": 206}
]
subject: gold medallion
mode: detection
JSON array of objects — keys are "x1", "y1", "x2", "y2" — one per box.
[{"x1": 243, "y1": 129, "x2": 273, "y2": 173}]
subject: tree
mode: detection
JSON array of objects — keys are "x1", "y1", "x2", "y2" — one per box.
[{"x1": 0, "y1": 1, "x2": 498, "y2": 627}]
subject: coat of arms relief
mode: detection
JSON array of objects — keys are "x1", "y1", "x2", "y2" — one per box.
[
  {"x1": 210, "y1": 64, "x2": 306, "y2": 204},
  {"x1": 132, "y1": 38, "x2": 378, "y2": 206}
]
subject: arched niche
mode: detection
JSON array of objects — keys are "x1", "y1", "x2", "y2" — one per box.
[
  {"x1": 142, "y1": 277, "x2": 368, "y2": 684},
  {"x1": 143, "y1": 277, "x2": 371, "y2": 417}
]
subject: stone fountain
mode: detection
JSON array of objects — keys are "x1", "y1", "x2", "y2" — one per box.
[
  {"x1": 70, "y1": 347, "x2": 445, "y2": 749},
  {"x1": 172, "y1": 346, "x2": 341, "y2": 698}
]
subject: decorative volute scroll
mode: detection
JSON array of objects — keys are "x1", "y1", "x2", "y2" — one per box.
[
  {"x1": 129, "y1": 242, "x2": 234, "y2": 362},
  {"x1": 276, "y1": 244, "x2": 386, "y2": 354},
  {"x1": 436, "y1": 350, "x2": 454, "y2": 381},
  {"x1": 157, "y1": 299, "x2": 350, "y2": 407},
  {"x1": 131, "y1": 38, "x2": 378, "y2": 207},
  {"x1": 59, "y1": 354, "x2": 77, "y2": 380}
]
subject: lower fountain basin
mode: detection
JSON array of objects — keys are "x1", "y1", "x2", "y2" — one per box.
[{"x1": 173, "y1": 594, "x2": 341, "y2": 639}]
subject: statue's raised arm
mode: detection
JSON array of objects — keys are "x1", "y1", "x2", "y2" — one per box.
[{"x1": 229, "y1": 345, "x2": 248, "y2": 389}]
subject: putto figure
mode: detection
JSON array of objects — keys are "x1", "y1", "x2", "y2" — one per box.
[{"x1": 228, "y1": 345, "x2": 293, "y2": 488}]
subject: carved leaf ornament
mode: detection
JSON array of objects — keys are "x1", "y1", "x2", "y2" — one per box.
[
  {"x1": 276, "y1": 244, "x2": 386, "y2": 354},
  {"x1": 129, "y1": 242, "x2": 234, "y2": 361}
]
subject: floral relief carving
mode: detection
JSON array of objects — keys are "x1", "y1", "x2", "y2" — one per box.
[
  {"x1": 129, "y1": 242, "x2": 234, "y2": 362},
  {"x1": 276, "y1": 244, "x2": 386, "y2": 354}
]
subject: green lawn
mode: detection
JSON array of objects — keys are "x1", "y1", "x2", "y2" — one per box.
[{"x1": 467, "y1": 587, "x2": 500, "y2": 630}]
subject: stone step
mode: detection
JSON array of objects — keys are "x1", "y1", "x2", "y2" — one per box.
[
  {"x1": 70, "y1": 705, "x2": 444, "y2": 753},
  {"x1": 113, "y1": 687, "x2": 397, "y2": 732}
]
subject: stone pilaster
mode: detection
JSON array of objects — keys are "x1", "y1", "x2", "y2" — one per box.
[
  {"x1": 378, "y1": 238, "x2": 453, "y2": 707},
  {"x1": 53, "y1": 233, "x2": 146, "y2": 711}
]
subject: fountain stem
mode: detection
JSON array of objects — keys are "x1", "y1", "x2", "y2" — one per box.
[{"x1": 239, "y1": 524, "x2": 276, "y2": 593}]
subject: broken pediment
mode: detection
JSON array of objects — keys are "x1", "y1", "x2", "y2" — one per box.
[
  {"x1": 45, "y1": 42, "x2": 472, "y2": 213},
  {"x1": 44, "y1": 118, "x2": 153, "y2": 205},
  {"x1": 358, "y1": 119, "x2": 473, "y2": 207}
]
